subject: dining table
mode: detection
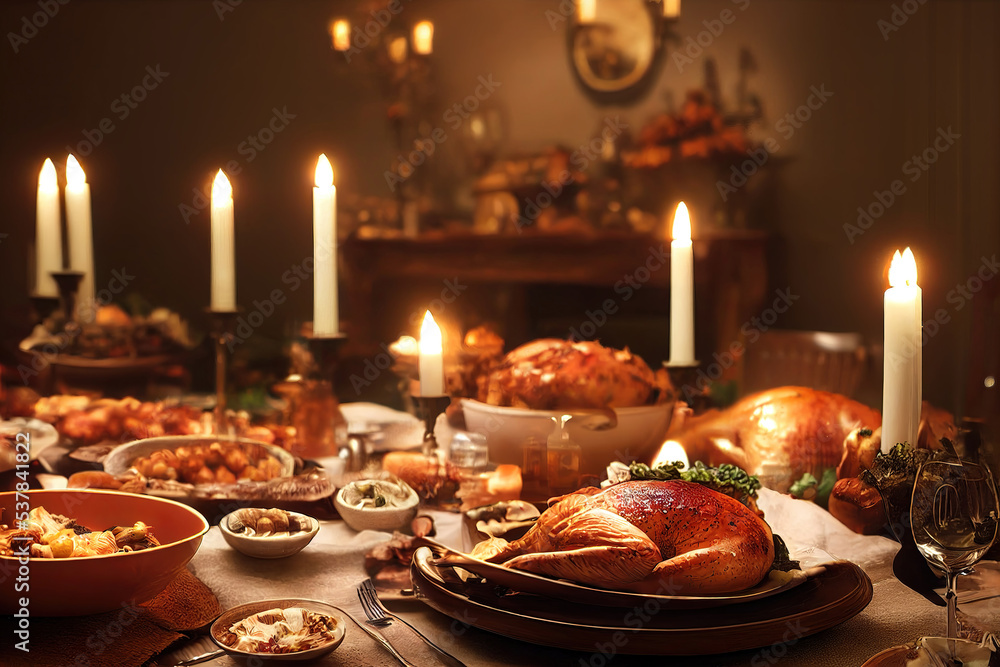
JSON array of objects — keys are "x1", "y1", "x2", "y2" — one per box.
[{"x1": 140, "y1": 488, "x2": 995, "y2": 667}]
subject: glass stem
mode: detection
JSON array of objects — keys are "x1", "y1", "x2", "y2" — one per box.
[{"x1": 946, "y1": 569, "x2": 959, "y2": 657}]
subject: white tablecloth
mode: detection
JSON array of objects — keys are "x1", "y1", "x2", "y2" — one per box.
[{"x1": 172, "y1": 490, "x2": 996, "y2": 667}]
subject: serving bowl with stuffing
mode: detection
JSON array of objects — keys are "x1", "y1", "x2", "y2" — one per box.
[{"x1": 0, "y1": 488, "x2": 209, "y2": 616}]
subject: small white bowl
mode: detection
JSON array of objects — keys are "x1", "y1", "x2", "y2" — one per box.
[
  {"x1": 334, "y1": 480, "x2": 419, "y2": 532},
  {"x1": 219, "y1": 509, "x2": 319, "y2": 559}
]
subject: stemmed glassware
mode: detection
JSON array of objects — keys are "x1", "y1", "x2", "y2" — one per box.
[{"x1": 909, "y1": 458, "x2": 998, "y2": 656}]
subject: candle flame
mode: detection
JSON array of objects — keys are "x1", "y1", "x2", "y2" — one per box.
[
  {"x1": 671, "y1": 202, "x2": 690, "y2": 242},
  {"x1": 212, "y1": 169, "x2": 232, "y2": 201},
  {"x1": 39, "y1": 158, "x2": 58, "y2": 193},
  {"x1": 315, "y1": 154, "x2": 334, "y2": 188},
  {"x1": 578, "y1": 0, "x2": 596, "y2": 22},
  {"x1": 331, "y1": 19, "x2": 350, "y2": 51},
  {"x1": 413, "y1": 21, "x2": 433, "y2": 55},
  {"x1": 651, "y1": 440, "x2": 689, "y2": 469},
  {"x1": 888, "y1": 247, "x2": 918, "y2": 288},
  {"x1": 395, "y1": 335, "x2": 418, "y2": 355},
  {"x1": 419, "y1": 311, "x2": 442, "y2": 355},
  {"x1": 388, "y1": 36, "x2": 408, "y2": 63},
  {"x1": 66, "y1": 155, "x2": 87, "y2": 188}
]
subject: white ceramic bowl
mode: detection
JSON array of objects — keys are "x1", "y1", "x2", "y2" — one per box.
[
  {"x1": 334, "y1": 480, "x2": 420, "y2": 532},
  {"x1": 210, "y1": 598, "x2": 346, "y2": 662},
  {"x1": 219, "y1": 509, "x2": 319, "y2": 559},
  {"x1": 461, "y1": 399, "x2": 674, "y2": 476}
]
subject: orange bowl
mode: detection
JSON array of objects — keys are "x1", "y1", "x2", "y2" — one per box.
[{"x1": 0, "y1": 489, "x2": 209, "y2": 616}]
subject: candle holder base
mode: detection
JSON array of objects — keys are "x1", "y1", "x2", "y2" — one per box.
[
  {"x1": 414, "y1": 394, "x2": 451, "y2": 457},
  {"x1": 29, "y1": 294, "x2": 61, "y2": 328},
  {"x1": 303, "y1": 331, "x2": 348, "y2": 379},
  {"x1": 51, "y1": 270, "x2": 85, "y2": 324},
  {"x1": 663, "y1": 360, "x2": 711, "y2": 413},
  {"x1": 207, "y1": 308, "x2": 239, "y2": 435}
]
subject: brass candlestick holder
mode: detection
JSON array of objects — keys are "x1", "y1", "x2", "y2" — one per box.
[
  {"x1": 51, "y1": 270, "x2": 85, "y2": 337},
  {"x1": 414, "y1": 394, "x2": 451, "y2": 457},
  {"x1": 207, "y1": 309, "x2": 239, "y2": 435},
  {"x1": 28, "y1": 294, "x2": 60, "y2": 328},
  {"x1": 663, "y1": 360, "x2": 711, "y2": 413},
  {"x1": 292, "y1": 332, "x2": 349, "y2": 461}
]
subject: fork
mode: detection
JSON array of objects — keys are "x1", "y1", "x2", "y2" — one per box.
[
  {"x1": 357, "y1": 578, "x2": 393, "y2": 627},
  {"x1": 357, "y1": 579, "x2": 466, "y2": 666}
]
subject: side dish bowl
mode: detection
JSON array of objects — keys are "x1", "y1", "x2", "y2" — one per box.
[
  {"x1": 0, "y1": 488, "x2": 209, "y2": 616},
  {"x1": 334, "y1": 479, "x2": 420, "y2": 532},
  {"x1": 210, "y1": 598, "x2": 347, "y2": 662},
  {"x1": 219, "y1": 509, "x2": 320, "y2": 559}
]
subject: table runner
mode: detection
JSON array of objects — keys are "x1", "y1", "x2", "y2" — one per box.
[{"x1": 0, "y1": 568, "x2": 220, "y2": 667}]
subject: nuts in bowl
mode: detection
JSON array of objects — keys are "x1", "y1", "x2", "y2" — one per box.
[{"x1": 220, "y1": 508, "x2": 319, "y2": 559}]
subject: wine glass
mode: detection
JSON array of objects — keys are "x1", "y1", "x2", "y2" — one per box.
[{"x1": 910, "y1": 459, "x2": 998, "y2": 655}]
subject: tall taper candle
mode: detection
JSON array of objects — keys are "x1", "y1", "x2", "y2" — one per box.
[
  {"x1": 881, "y1": 247, "x2": 922, "y2": 453},
  {"x1": 419, "y1": 310, "x2": 444, "y2": 395},
  {"x1": 313, "y1": 154, "x2": 338, "y2": 336},
  {"x1": 65, "y1": 155, "x2": 95, "y2": 322},
  {"x1": 210, "y1": 170, "x2": 236, "y2": 311},
  {"x1": 35, "y1": 158, "x2": 62, "y2": 297},
  {"x1": 669, "y1": 202, "x2": 695, "y2": 364}
]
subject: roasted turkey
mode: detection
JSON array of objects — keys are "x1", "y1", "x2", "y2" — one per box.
[
  {"x1": 661, "y1": 387, "x2": 957, "y2": 494},
  {"x1": 661, "y1": 387, "x2": 882, "y2": 493},
  {"x1": 484, "y1": 339, "x2": 673, "y2": 409},
  {"x1": 472, "y1": 480, "x2": 774, "y2": 595}
]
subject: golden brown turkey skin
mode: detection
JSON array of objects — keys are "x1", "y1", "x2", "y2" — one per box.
[
  {"x1": 663, "y1": 387, "x2": 881, "y2": 492},
  {"x1": 479, "y1": 480, "x2": 774, "y2": 595},
  {"x1": 484, "y1": 339, "x2": 672, "y2": 409}
]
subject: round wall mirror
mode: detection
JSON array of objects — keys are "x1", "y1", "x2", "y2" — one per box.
[{"x1": 569, "y1": 0, "x2": 662, "y2": 103}]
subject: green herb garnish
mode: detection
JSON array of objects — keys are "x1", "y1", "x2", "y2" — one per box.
[{"x1": 628, "y1": 461, "x2": 762, "y2": 507}]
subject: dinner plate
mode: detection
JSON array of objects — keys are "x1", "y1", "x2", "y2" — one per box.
[
  {"x1": 421, "y1": 539, "x2": 812, "y2": 609},
  {"x1": 411, "y1": 547, "x2": 873, "y2": 655},
  {"x1": 209, "y1": 598, "x2": 347, "y2": 662},
  {"x1": 860, "y1": 637, "x2": 998, "y2": 666},
  {"x1": 341, "y1": 402, "x2": 423, "y2": 452}
]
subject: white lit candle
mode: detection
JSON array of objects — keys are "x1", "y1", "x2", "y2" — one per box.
[
  {"x1": 669, "y1": 202, "x2": 695, "y2": 364},
  {"x1": 210, "y1": 170, "x2": 236, "y2": 312},
  {"x1": 35, "y1": 158, "x2": 62, "y2": 297},
  {"x1": 331, "y1": 19, "x2": 350, "y2": 51},
  {"x1": 413, "y1": 21, "x2": 433, "y2": 55},
  {"x1": 419, "y1": 310, "x2": 444, "y2": 396},
  {"x1": 578, "y1": 0, "x2": 596, "y2": 22},
  {"x1": 663, "y1": 0, "x2": 681, "y2": 18},
  {"x1": 881, "y1": 247, "x2": 922, "y2": 454},
  {"x1": 65, "y1": 155, "x2": 95, "y2": 322},
  {"x1": 313, "y1": 154, "x2": 338, "y2": 336}
]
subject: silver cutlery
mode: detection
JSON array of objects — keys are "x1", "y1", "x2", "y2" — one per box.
[{"x1": 357, "y1": 579, "x2": 467, "y2": 667}]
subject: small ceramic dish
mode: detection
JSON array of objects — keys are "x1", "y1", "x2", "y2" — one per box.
[
  {"x1": 210, "y1": 598, "x2": 346, "y2": 662},
  {"x1": 219, "y1": 508, "x2": 319, "y2": 559},
  {"x1": 334, "y1": 478, "x2": 420, "y2": 532}
]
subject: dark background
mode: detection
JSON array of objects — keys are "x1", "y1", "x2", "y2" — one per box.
[{"x1": 0, "y1": 0, "x2": 997, "y2": 416}]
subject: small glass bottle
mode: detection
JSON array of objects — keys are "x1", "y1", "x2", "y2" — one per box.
[{"x1": 546, "y1": 415, "x2": 581, "y2": 495}]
